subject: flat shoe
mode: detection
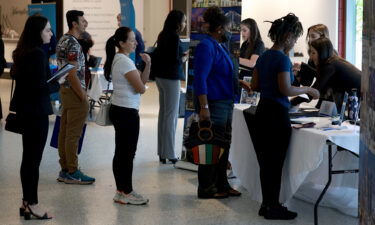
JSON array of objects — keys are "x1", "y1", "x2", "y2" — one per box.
[{"x1": 227, "y1": 188, "x2": 241, "y2": 196}]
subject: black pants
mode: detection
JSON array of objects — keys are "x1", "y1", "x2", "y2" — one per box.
[
  {"x1": 20, "y1": 114, "x2": 49, "y2": 205},
  {"x1": 109, "y1": 104, "x2": 139, "y2": 193},
  {"x1": 252, "y1": 99, "x2": 291, "y2": 206}
]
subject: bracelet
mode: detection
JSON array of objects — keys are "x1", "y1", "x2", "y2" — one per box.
[{"x1": 200, "y1": 104, "x2": 209, "y2": 109}]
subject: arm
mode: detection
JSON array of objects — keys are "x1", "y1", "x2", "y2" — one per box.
[
  {"x1": 66, "y1": 64, "x2": 87, "y2": 101},
  {"x1": 250, "y1": 68, "x2": 260, "y2": 91},
  {"x1": 311, "y1": 64, "x2": 335, "y2": 95},
  {"x1": 239, "y1": 54, "x2": 259, "y2": 68},
  {"x1": 193, "y1": 41, "x2": 214, "y2": 121},
  {"x1": 125, "y1": 54, "x2": 151, "y2": 94},
  {"x1": 278, "y1": 71, "x2": 319, "y2": 99}
]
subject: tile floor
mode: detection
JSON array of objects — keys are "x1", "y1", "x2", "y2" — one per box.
[{"x1": 0, "y1": 79, "x2": 358, "y2": 225}]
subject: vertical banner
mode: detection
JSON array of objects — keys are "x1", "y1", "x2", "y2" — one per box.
[
  {"x1": 359, "y1": 0, "x2": 375, "y2": 224},
  {"x1": 180, "y1": 0, "x2": 242, "y2": 164},
  {"x1": 28, "y1": 3, "x2": 57, "y2": 34},
  {"x1": 119, "y1": 0, "x2": 135, "y2": 61}
]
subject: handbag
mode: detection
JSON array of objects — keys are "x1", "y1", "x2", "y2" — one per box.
[
  {"x1": 4, "y1": 78, "x2": 24, "y2": 134},
  {"x1": 95, "y1": 82, "x2": 112, "y2": 126},
  {"x1": 184, "y1": 120, "x2": 230, "y2": 165}
]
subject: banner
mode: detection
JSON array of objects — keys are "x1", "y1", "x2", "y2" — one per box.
[
  {"x1": 119, "y1": 0, "x2": 135, "y2": 60},
  {"x1": 28, "y1": 3, "x2": 56, "y2": 34},
  {"x1": 180, "y1": 0, "x2": 242, "y2": 164}
]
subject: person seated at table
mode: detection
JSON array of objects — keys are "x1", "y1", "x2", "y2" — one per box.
[
  {"x1": 292, "y1": 24, "x2": 333, "y2": 87},
  {"x1": 241, "y1": 13, "x2": 320, "y2": 220},
  {"x1": 239, "y1": 18, "x2": 265, "y2": 80},
  {"x1": 309, "y1": 37, "x2": 361, "y2": 109}
]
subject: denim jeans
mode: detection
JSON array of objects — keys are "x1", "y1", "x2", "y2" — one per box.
[{"x1": 197, "y1": 99, "x2": 233, "y2": 192}]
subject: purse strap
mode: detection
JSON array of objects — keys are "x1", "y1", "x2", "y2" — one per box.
[{"x1": 10, "y1": 77, "x2": 15, "y2": 101}]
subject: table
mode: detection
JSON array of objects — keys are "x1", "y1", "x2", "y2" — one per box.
[
  {"x1": 229, "y1": 104, "x2": 359, "y2": 218},
  {"x1": 87, "y1": 69, "x2": 112, "y2": 117}
]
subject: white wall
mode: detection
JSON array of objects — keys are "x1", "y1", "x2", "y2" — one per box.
[
  {"x1": 242, "y1": 0, "x2": 339, "y2": 58},
  {"x1": 143, "y1": 0, "x2": 170, "y2": 47}
]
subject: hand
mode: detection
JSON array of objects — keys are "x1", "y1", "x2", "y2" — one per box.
[
  {"x1": 292, "y1": 62, "x2": 301, "y2": 75},
  {"x1": 140, "y1": 53, "x2": 151, "y2": 65},
  {"x1": 239, "y1": 80, "x2": 252, "y2": 93},
  {"x1": 199, "y1": 108, "x2": 210, "y2": 121},
  {"x1": 307, "y1": 87, "x2": 320, "y2": 99}
]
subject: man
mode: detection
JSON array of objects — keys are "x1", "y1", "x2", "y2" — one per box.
[{"x1": 56, "y1": 10, "x2": 95, "y2": 184}]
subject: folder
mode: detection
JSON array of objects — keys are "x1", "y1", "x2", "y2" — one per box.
[{"x1": 47, "y1": 63, "x2": 75, "y2": 83}]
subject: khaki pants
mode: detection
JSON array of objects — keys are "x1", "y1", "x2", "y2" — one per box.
[{"x1": 58, "y1": 87, "x2": 89, "y2": 173}]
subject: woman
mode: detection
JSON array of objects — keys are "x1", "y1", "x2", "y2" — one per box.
[
  {"x1": 153, "y1": 10, "x2": 187, "y2": 164},
  {"x1": 0, "y1": 24, "x2": 5, "y2": 120},
  {"x1": 238, "y1": 18, "x2": 265, "y2": 79},
  {"x1": 243, "y1": 13, "x2": 319, "y2": 219},
  {"x1": 104, "y1": 26, "x2": 151, "y2": 205},
  {"x1": 292, "y1": 24, "x2": 332, "y2": 87},
  {"x1": 12, "y1": 15, "x2": 53, "y2": 220},
  {"x1": 310, "y1": 37, "x2": 361, "y2": 108},
  {"x1": 193, "y1": 6, "x2": 241, "y2": 199}
]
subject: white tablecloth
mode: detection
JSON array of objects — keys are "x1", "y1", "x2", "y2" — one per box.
[
  {"x1": 229, "y1": 104, "x2": 359, "y2": 216},
  {"x1": 87, "y1": 69, "x2": 112, "y2": 101}
]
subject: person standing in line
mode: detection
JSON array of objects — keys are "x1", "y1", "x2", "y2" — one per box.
[
  {"x1": 238, "y1": 18, "x2": 265, "y2": 79},
  {"x1": 11, "y1": 15, "x2": 53, "y2": 220},
  {"x1": 56, "y1": 10, "x2": 95, "y2": 184},
  {"x1": 193, "y1": 6, "x2": 241, "y2": 199},
  {"x1": 0, "y1": 24, "x2": 6, "y2": 120},
  {"x1": 153, "y1": 10, "x2": 187, "y2": 164},
  {"x1": 241, "y1": 13, "x2": 320, "y2": 219},
  {"x1": 104, "y1": 27, "x2": 151, "y2": 205}
]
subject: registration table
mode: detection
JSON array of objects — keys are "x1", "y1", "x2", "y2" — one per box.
[{"x1": 229, "y1": 104, "x2": 359, "y2": 219}]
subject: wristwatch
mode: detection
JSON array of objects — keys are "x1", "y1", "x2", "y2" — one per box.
[{"x1": 200, "y1": 104, "x2": 209, "y2": 109}]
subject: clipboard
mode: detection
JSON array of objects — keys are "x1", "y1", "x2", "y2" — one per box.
[{"x1": 47, "y1": 64, "x2": 75, "y2": 83}]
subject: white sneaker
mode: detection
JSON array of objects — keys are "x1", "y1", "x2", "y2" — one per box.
[
  {"x1": 113, "y1": 191, "x2": 123, "y2": 204},
  {"x1": 121, "y1": 191, "x2": 149, "y2": 205}
]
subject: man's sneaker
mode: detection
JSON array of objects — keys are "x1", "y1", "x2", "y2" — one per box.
[
  {"x1": 115, "y1": 191, "x2": 149, "y2": 205},
  {"x1": 57, "y1": 170, "x2": 68, "y2": 182},
  {"x1": 64, "y1": 169, "x2": 95, "y2": 185}
]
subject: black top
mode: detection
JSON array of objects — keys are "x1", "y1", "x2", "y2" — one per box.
[
  {"x1": 239, "y1": 39, "x2": 265, "y2": 79},
  {"x1": 153, "y1": 32, "x2": 184, "y2": 80},
  {"x1": 0, "y1": 38, "x2": 6, "y2": 76},
  {"x1": 312, "y1": 56, "x2": 361, "y2": 97},
  {"x1": 12, "y1": 48, "x2": 56, "y2": 116}
]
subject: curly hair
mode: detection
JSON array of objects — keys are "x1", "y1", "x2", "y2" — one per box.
[
  {"x1": 203, "y1": 6, "x2": 229, "y2": 33},
  {"x1": 267, "y1": 13, "x2": 303, "y2": 44}
]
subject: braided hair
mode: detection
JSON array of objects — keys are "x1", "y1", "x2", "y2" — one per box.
[{"x1": 267, "y1": 13, "x2": 303, "y2": 44}]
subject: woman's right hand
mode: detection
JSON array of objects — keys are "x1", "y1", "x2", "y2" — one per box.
[
  {"x1": 307, "y1": 87, "x2": 320, "y2": 99},
  {"x1": 239, "y1": 80, "x2": 251, "y2": 93},
  {"x1": 199, "y1": 108, "x2": 210, "y2": 121}
]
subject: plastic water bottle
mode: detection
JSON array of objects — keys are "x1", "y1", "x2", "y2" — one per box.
[{"x1": 348, "y1": 89, "x2": 359, "y2": 120}]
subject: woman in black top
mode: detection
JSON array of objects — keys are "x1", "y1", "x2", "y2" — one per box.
[
  {"x1": 310, "y1": 37, "x2": 361, "y2": 108},
  {"x1": 153, "y1": 10, "x2": 187, "y2": 164},
  {"x1": 11, "y1": 15, "x2": 54, "y2": 220},
  {"x1": 238, "y1": 18, "x2": 265, "y2": 79}
]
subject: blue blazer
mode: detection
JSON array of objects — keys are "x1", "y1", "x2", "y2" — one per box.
[{"x1": 193, "y1": 35, "x2": 234, "y2": 101}]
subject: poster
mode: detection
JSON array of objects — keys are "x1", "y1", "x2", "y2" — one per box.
[
  {"x1": 28, "y1": 3, "x2": 56, "y2": 34},
  {"x1": 180, "y1": 0, "x2": 242, "y2": 163}
]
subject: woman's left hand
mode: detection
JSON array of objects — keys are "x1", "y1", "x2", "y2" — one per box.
[{"x1": 140, "y1": 53, "x2": 151, "y2": 65}]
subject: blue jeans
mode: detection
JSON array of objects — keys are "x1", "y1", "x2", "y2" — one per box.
[{"x1": 197, "y1": 99, "x2": 233, "y2": 192}]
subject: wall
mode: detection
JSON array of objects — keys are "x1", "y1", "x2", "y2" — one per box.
[
  {"x1": 143, "y1": 0, "x2": 170, "y2": 47},
  {"x1": 242, "y1": 0, "x2": 339, "y2": 58}
]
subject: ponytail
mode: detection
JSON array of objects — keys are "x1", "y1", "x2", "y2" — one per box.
[
  {"x1": 104, "y1": 36, "x2": 116, "y2": 81},
  {"x1": 103, "y1": 26, "x2": 132, "y2": 82}
]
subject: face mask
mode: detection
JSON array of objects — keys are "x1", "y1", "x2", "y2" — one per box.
[{"x1": 221, "y1": 31, "x2": 231, "y2": 43}]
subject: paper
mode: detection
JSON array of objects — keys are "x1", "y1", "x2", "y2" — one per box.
[
  {"x1": 298, "y1": 94, "x2": 309, "y2": 99},
  {"x1": 47, "y1": 64, "x2": 75, "y2": 83}
]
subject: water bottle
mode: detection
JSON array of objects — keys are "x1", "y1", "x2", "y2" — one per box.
[{"x1": 348, "y1": 89, "x2": 359, "y2": 120}]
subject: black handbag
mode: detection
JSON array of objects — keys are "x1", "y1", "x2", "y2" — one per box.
[
  {"x1": 184, "y1": 120, "x2": 230, "y2": 165},
  {"x1": 4, "y1": 78, "x2": 23, "y2": 134}
]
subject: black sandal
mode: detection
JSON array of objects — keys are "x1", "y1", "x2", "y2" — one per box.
[{"x1": 24, "y1": 204, "x2": 52, "y2": 220}]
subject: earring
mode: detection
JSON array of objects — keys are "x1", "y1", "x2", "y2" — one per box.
[{"x1": 218, "y1": 30, "x2": 222, "y2": 34}]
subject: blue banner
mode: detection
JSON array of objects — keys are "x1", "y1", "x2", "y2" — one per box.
[
  {"x1": 119, "y1": 0, "x2": 136, "y2": 61},
  {"x1": 28, "y1": 3, "x2": 56, "y2": 34}
]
